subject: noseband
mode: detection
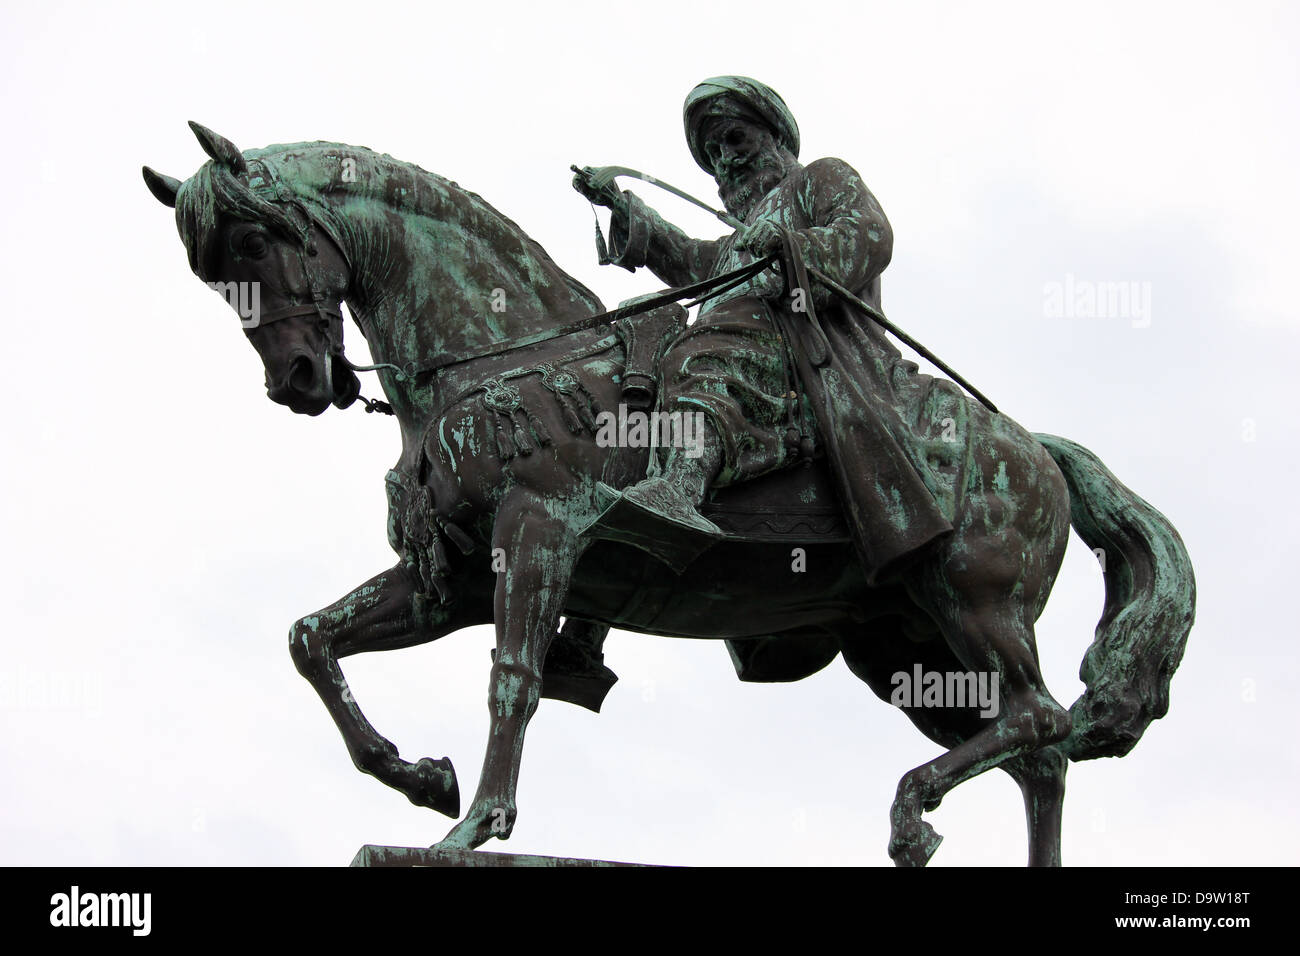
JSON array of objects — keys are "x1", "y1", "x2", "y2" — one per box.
[{"x1": 244, "y1": 161, "x2": 406, "y2": 395}]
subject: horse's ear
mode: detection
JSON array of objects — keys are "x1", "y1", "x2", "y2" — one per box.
[
  {"x1": 188, "y1": 121, "x2": 247, "y2": 174},
  {"x1": 142, "y1": 166, "x2": 181, "y2": 208}
]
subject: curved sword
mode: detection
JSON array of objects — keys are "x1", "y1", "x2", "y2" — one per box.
[
  {"x1": 573, "y1": 164, "x2": 743, "y2": 229},
  {"x1": 570, "y1": 163, "x2": 998, "y2": 412}
]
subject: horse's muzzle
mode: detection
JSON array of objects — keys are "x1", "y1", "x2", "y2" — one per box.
[{"x1": 267, "y1": 352, "x2": 335, "y2": 416}]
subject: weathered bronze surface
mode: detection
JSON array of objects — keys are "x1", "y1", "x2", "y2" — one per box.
[
  {"x1": 350, "y1": 845, "x2": 660, "y2": 868},
  {"x1": 144, "y1": 77, "x2": 1195, "y2": 866}
]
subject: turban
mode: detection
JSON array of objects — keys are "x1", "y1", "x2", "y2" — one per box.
[{"x1": 683, "y1": 76, "x2": 800, "y2": 174}]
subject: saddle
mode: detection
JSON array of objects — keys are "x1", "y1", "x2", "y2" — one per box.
[
  {"x1": 538, "y1": 301, "x2": 854, "y2": 711},
  {"x1": 703, "y1": 463, "x2": 848, "y2": 542},
  {"x1": 613, "y1": 302, "x2": 849, "y2": 546}
]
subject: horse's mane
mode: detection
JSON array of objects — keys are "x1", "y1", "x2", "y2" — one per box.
[{"x1": 174, "y1": 141, "x2": 602, "y2": 312}]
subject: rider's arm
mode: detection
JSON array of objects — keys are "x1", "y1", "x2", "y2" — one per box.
[
  {"x1": 607, "y1": 191, "x2": 723, "y2": 286},
  {"x1": 790, "y1": 158, "x2": 893, "y2": 307}
]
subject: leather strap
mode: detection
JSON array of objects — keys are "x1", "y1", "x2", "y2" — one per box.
[{"x1": 411, "y1": 253, "x2": 779, "y2": 385}]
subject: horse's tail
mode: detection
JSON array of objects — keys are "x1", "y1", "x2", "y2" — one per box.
[{"x1": 1034, "y1": 434, "x2": 1196, "y2": 762}]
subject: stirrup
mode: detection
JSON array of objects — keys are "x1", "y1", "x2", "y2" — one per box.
[{"x1": 580, "y1": 481, "x2": 723, "y2": 574}]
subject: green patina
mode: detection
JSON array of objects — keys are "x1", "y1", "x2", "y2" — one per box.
[
  {"x1": 994, "y1": 460, "x2": 1010, "y2": 494},
  {"x1": 146, "y1": 97, "x2": 1197, "y2": 867}
]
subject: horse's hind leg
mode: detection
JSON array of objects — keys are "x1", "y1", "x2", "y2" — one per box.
[
  {"x1": 289, "y1": 562, "x2": 490, "y2": 816},
  {"x1": 1004, "y1": 746, "x2": 1068, "y2": 866},
  {"x1": 888, "y1": 597, "x2": 1071, "y2": 866},
  {"x1": 841, "y1": 619, "x2": 1068, "y2": 866}
]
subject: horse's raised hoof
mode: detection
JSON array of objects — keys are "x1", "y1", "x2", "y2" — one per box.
[
  {"x1": 889, "y1": 821, "x2": 943, "y2": 867},
  {"x1": 407, "y1": 756, "x2": 460, "y2": 818}
]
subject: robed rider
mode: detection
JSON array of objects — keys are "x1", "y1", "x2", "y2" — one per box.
[{"x1": 574, "y1": 76, "x2": 960, "y2": 585}]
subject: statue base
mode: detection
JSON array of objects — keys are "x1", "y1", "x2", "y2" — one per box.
[{"x1": 350, "y1": 845, "x2": 664, "y2": 867}]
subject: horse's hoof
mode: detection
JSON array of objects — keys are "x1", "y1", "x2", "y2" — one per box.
[
  {"x1": 408, "y1": 756, "x2": 460, "y2": 818},
  {"x1": 889, "y1": 821, "x2": 943, "y2": 867},
  {"x1": 433, "y1": 802, "x2": 510, "y2": 851}
]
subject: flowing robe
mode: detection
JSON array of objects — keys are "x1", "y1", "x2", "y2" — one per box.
[{"x1": 608, "y1": 157, "x2": 968, "y2": 583}]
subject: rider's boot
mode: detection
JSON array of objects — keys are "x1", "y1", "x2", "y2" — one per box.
[{"x1": 582, "y1": 421, "x2": 726, "y2": 573}]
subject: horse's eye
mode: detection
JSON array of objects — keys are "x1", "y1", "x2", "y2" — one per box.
[{"x1": 241, "y1": 233, "x2": 269, "y2": 258}]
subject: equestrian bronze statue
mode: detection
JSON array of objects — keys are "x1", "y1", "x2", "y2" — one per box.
[{"x1": 143, "y1": 76, "x2": 1195, "y2": 866}]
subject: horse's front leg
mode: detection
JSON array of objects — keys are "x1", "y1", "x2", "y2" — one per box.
[
  {"x1": 436, "y1": 494, "x2": 580, "y2": 849},
  {"x1": 290, "y1": 562, "x2": 490, "y2": 816}
]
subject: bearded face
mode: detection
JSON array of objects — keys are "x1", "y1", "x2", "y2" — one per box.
[{"x1": 703, "y1": 118, "x2": 795, "y2": 220}]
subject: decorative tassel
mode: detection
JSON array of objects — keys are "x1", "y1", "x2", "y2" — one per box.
[
  {"x1": 431, "y1": 575, "x2": 453, "y2": 605},
  {"x1": 539, "y1": 363, "x2": 594, "y2": 435},
  {"x1": 430, "y1": 535, "x2": 451, "y2": 575},
  {"x1": 511, "y1": 412, "x2": 534, "y2": 456},
  {"x1": 493, "y1": 414, "x2": 516, "y2": 460},
  {"x1": 558, "y1": 393, "x2": 586, "y2": 434},
  {"x1": 574, "y1": 382, "x2": 600, "y2": 432},
  {"x1": 526, "y1": 409, "x2": 552, "y2": 446},
  {"x1": 439, "y1": 520, "x2": 476, "y2": 555}
]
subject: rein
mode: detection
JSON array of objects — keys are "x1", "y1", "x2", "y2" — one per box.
[
  {"x1": 264, "y1": 161, "x2": 998, "y2": 419},
  {"x1": 251, "y1": 160, "x2": 777, "y2": 418},
  {"x1": 408, "y1": 253, "x2": 779, "y2": 385},
  {"x1": 341, "y1": 254, "x2": 779, "y2": 416},
  {"x1": 578, "y1": 164, "x2": 999, "y2": 414}
]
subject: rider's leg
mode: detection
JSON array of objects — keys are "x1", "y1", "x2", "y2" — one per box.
[
  {"x1": 583, "y1": 297, "x2": 786, "y2": 568},
  {"x1": 583, "y1": 415, "x2": 729, "y2": 571},
  {"x1": 617, "y1": 415, "x2": 725, "y2": 535}
]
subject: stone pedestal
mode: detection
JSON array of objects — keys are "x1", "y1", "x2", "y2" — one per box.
[{"x1": 350, "y1": 845, "x2": 664, "y2": 867}]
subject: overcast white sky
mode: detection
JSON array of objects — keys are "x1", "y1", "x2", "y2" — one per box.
[{"x1": 1, "y1": 0, "x2": 1296, "y2": 866}]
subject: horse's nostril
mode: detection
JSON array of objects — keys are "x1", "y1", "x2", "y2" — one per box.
[{"x1": 288, "y1": 355, "x2": 314, "y2": 392}]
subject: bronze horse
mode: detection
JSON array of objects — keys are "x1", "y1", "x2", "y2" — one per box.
[{"x1": 143, "y1": 124, "x2": 1195, "y2": 865}]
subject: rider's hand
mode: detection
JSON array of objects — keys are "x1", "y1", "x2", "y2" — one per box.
[
  {"x1": 572, "y1": 166, "x2": 624, "y2": 210},
  {"x1": 749, "y1": 267, "x2": 786, "y2": 300},
  {"x1": 737, "y1": 219, "x2": 783, "y2": 258}
]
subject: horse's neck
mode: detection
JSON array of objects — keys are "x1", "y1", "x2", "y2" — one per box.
[{"x1": 343, "y1": 199, "x2": 595, "y2": 449}]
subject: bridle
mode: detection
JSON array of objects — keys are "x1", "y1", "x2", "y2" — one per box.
[
  {"x1": 235, "y1": 160, "x2": 1000, "y2": 421},
  {"x1": 241, "y1": 162, "x2": 780, "y2": 416},
  {"x1": 243, "y1": 161, "x2": 404, "y2": 409}
]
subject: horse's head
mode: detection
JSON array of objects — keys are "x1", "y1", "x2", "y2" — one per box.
[{"x1": 144, "y1": 123, "x2": 360, "y2": 416}]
